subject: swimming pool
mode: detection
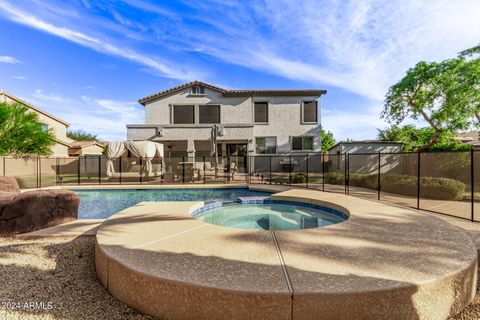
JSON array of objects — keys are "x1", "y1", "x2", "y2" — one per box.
[
  {"x1": 75, "y1": 188, "x2": 272, "y2": 219},
  {"x1": 196, "y1": 201, "x2": 347, "y2": 230}
]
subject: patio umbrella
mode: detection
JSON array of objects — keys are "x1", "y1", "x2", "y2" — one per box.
[{"x1": 210, "y1": 125, "x2": 218, "y2": 178}]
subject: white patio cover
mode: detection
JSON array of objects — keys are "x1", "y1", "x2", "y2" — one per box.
[
  {"x1": 124, "y1": 140, "x2": 157, "y2": 176},
  {"x1": 106, "y1": 141, "x2": 126, "y2": 177},
  {"x1": 105, "y1": 140, "x2": 164, "y2": 177}
]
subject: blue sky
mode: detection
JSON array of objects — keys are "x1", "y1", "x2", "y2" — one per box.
[{"x1": 0, "y1": 0, "x2": 479, "y2": 141}]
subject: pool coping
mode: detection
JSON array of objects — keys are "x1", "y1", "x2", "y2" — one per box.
[{"x1": 95, "y1": 188, "x2": 478, "y2": 319}]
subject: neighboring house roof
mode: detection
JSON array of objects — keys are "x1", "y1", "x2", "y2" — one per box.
[
  {"x1": 138, "y1": 80, "x2": 327, "y2": 105},
  {"x1": 456, "y1": 131, "x2": 479, "y2": 143},
  {"x1": 0, "y1": 90, "x2": 70, "y2": 127},
  {"x1": 68, "y1": 141, "x2": 105, "y2": 148},
  {"x1": 328, "y1": 140, "x2": 403, "y2": 151}
]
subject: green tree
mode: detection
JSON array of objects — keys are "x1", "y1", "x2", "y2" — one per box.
[
  {"x1": 67, "y1": 129, "x2": 99, "y2": 141},
  {"x1": 382, "y1": 44, "x2": 480, "y2": 151},
  {"x1": 0, "y1": 102, "x2": 55, "y2": 157},
  {"x1": 321, "y1": 129, "x2": 335, "y2": 154},
  {"x1": 377, "y1": 125, "x2": 471, "y2": 152}
]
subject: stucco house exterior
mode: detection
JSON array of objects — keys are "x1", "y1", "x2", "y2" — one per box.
[
  {"x1": 327, "y1": 140, "x2": 404, "y2": 174},
  {"x1": 328, "y1": 140, "x2": 403, "y2": 155},
  {"x1": 127, "y1": 81, "x2": 326, "y2": 169},
  {"x1": 0, "y1": 90, "x2": 72, "y2": 156},
  {"x1": 68, "y1": 141, "x2": 105, "y2": 156}
]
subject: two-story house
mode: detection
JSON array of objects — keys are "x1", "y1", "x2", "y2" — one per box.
[{"x1": 127, "y1": 81, "x2": 325, "y2": 172}]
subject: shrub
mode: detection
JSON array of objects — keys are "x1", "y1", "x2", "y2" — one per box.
[
  {"x1": 291, "y1": 173, "x2": 307, "y2": 183},
  {"x1": 324, "y1": 171, "x2": 465, "y2": 200},
  {"x1": 325, "y1": 172, "x2": 344, "y2": 185}
]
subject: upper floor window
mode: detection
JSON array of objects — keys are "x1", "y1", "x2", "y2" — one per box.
[
  {"x1": 302, "y1": 101, "x2": 318, "y2": 123},
  {"x1": 41, "y1": 124, "x2": 49, "y2": 132},
  {"x1": 173, "y1": 105, "x2": 195, "y2": 124},
  {"x1": 255, "y1": 137, "x2": 277, "y2": 154},
  {"x1": 199, "y1": 105, "x2": 220, "y2": 124},
  {"x1": 254, "y1": 102, "x2": 268, "y2": 123},
  {"x1": 190, "y1": 85, "x2": 205, "y2": 95},
  {"x1": 292, "y1": 136, "x2": 313, "y2": 151}
]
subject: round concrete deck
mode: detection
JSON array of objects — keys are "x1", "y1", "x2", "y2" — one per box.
[{"x1": 95, "y1": 189, "x2": 478, "y2": 320}]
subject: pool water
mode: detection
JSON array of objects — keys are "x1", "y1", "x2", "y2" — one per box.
[
  {"x1": 198, "y1": 203, "x2": 346, "y2": 230},
  {"x1": 75, "y1": 188, "x2": 271, "y2": 219}
]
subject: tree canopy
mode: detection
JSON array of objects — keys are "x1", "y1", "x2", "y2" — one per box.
[
  {"x1": 67, "y1": 129, "x2": 99, "y2": 141},
  {"x1": 0, "y1": 102, "x2": 55, "y2": 157},
  {"x1": 377, "y1": 125, "x2": 471, "y2": 152},
  {"x1": 321, "y1": 129, "x2": 335, "y2": 154},
  {"x1": 382, "y1": 44, "x2": 480, "y2": 151}
]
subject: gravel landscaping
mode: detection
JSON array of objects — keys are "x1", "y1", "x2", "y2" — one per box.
[
  {"x1": 0, "y1": 235, "x2": 478, "y2": 320},
  {"x1": 0, "y1": 236, "x2": 153, "y2": 320}
]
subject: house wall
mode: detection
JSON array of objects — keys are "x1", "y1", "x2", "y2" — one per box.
[
  {"x1": 329, "y1": 143, "x2": 402, "y2": 155},
  {"x1": 129, "y1": 87, "x2": 322, "y2": 154},
  {"x1": 328, "y1": 143, "x2": 403, "y2": 174},
  {"x1": 80, "y1": 145, "x2": 104, "y2": 155}
]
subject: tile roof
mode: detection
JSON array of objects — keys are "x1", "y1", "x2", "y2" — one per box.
[
  {"x1": 69, "y1": 141, "x2": 105, "y2": 148},
  {"x1": 138, "y1": 80, "x2": 326, "y2": 105}
]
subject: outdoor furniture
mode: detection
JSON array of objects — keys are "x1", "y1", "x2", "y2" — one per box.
[
  {"x1": 0, "y1": 176, "x2": 79, "y2": 235},
  {"x1": 280, "y1": 158, "x2": 298, "y2": 172}
]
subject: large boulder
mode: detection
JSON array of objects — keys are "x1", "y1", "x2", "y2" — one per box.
[{"x1": 0, "y1": 177, "x2": 79, "y2": 235}]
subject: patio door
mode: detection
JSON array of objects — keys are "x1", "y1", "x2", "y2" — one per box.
[{"x1": 227, "y1": 143, "x2": 247, "y2": 173}]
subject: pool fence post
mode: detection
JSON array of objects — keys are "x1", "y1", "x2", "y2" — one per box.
[
  {"x1": 471, "y1": 149, "x2": 474, "y2": 222},
  {"x1": 344, "y1": 154, "x2": 348, "y2": 195},
  {"x1": 306, "y1": 154, "x2": 309, "y2": 189},
  {"x1": 38, "y1": 157, "x2": 42, "y2": 188},
  {"x1": 322, "y1": 154, "x2": 325, "y2": 191},
  {"x1": 119, "y1": 157, "x2": 122, "y2": 185},
  {"x1": 203, "y1": 156, "x2": 206, "y2": 184},
  {"x1": 289, "y1": 154, "x2": 292, "y2": 186},
  {"x1": 77, "y1": 157, "x2": 81, "y2": 185},
  {"x1": 182, "y1": 156, "x2": 185, "y2": 184},
  {"x1": 377, "y1": 152, "x2": 381, "y2": 200},
  {"x1": 159, "y1": 156, "x2": 163, "y2": 185},
  {"x1": 35, "y1": 157, "x2": 38, "y2": 188},
  {"x1": 269, "y1": 156, "x2": 272, "y2": 185},
  {"x1": 139, "y1": 157, "x2": 143, "y2": 184},
  {"x1": 245, "y1": 156, "x2": 248, "y2": 184},
  {"x1": 2, "y1": 157, "x2": 5, "y2": 176},
  {"x1": 55, "y1": 158, "x2": 59, "y2": 185},
  {"x1": 417, "y1": 151, "x2": 421, "y2": 210},
  {"x1": 98, "y1": 156, "x2": 102, "y2": 184}
]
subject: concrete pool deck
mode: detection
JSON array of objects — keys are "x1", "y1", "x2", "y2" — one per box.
[{"x1": 95, "y1": 188, "x2": 478, "y2": 320}]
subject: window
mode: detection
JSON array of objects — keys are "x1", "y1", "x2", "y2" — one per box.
[
  {"x1": 255, "y1": 137, "x2": 277, "y2": 154},
  {"x1": 254, "y1": 102, "x2": 268, "y2": 123},
  {"x1": 173, "y1": 105, "x2": 195, "y2": 124},
  {"x1": 302, "y1": 101, "x2": 318, "y2": 123},
  {"x1": 292, "y1": 136, "x2": 313, "y2": 151},
  {"x1": 41, "y1": 124, "x2": 49, "y2": 132},
  {"x1": 190, "y1": 85, "x2": 205, "y2": 95},
  {"x1": 199, "y1": 105, "x2": 220, "y2": 124}
]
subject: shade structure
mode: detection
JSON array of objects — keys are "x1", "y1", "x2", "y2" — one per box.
[{"x1": 106, "y1": 140, "x2": 164, "y2": 177}]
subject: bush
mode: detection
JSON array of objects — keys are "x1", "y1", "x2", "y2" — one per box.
[
  {"x1": 291, "y1": 173, "x2": 307, "y2": 183},
  {"x1": 325, "y1": 172, "x2": 344, "y2": 185},
  {"x1": 324, "y1": 171, "x2": 465, "y2": 200}
]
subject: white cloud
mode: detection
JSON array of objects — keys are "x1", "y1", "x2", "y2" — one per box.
[
  {"x1": 29, "y1": 90, "x2": 143, "y2": 141},
  {"x1": 0, "y1": 55, "x2": 20, "y2": 63},
  {"x1": 162, "y1": 0, "x2": 480, "y2": 102},
  {"x1": 0, "y1": 1, "x2": 199, "y2": 81},
  {"x1": 12, "y1": 75, "x2": 26, "y2": 79}
]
